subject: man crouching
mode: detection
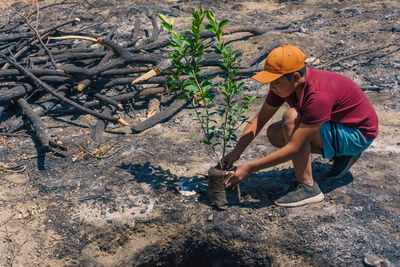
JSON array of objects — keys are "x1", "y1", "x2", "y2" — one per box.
[{"x1": 223, "y1": 45, "x2": 378, "y2": 207}]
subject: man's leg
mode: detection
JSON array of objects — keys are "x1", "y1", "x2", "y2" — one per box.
[
  {"x1": 267, "y1": 108, "x2": 324, "y2": 207},
  {"x1": 267, "y1": 108, "x2": 323, "y2": 185},
  {"x1": 324, "y1": 154, "x2": 362, "y2": 179},
  {"x1": 281, "y1": 108, "x2": 314, "y2": 186},
  {"x1": 319, "y1": 122, "x2": 367, "y2": 179}
]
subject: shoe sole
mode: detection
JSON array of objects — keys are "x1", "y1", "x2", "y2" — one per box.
[
  {"x1": 274, "y1": 192, "x2": 325, "y2": 207},
  {"x1": 325, "y1": 153, "x2": 361, "y2": 180}
]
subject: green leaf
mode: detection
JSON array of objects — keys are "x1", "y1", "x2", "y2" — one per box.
[
  {"x1": 219, "y1": 19, "x2": 229, "y2": 29},
  {"x1": 204, "y1": 24, "x2": 216, "y2": 33},
  {"x1": 161, "y1": 22, "x2": 172, "y2": 31},
  {"x1": 205, "y1": 10, "x2": 216, "y2": 25},
  {"x1": 200, "y1": 140, "x2": 211, "y2": 145},
  {"x1": 201, "y1": 77, "x2": 213, "y2": 86},
  {"x1": 216, "y1": 28, "x2": 222, "y2": 42},
  {"x1": 176, "y1": 93, "x2": 189, "y2": 100},
  {"x1": 158, "y1": 13, "x2": 170, "y2": 24},
  {"x1": 197, "y1": 69, "x2": 208, "y2": 76},
  {"x1": 184, "y1": 84, "x2": 198, "y2": 92}
]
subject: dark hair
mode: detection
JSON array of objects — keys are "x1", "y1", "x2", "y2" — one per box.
[{"x1": 283, "y1": 66, "x2": 306, "y2": 81}]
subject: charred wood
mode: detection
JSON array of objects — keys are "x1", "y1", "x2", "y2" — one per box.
[
  {"x1": 1, "y1": 18, "x2": 80, "y2": 70},
  {"x1": 146, "y1": 97, "x2": 160, "y2": 118},
  {"x1": 0, "y1": 68, "x2": 68, "y2": 78},
  {"x1": 139, "y1": 87, "x2": 166, "y2": 98},
  {"x1": 131, "y1": 99, "x2": 188, "y2": 133},
  {"x1": 129, "y1": 22, "x2": 292, "y2": 52},
  {"x1": 0, "y1": 83, "x2": 34, "y2": 103},
  {"x1": 130, "y1": 18, "x2": 141, "y2": 46},
  {"x1": 17, "y1": 98, "x2": 54, "y2": 151},
  {"x1": 101, "y1": 67, "x2": 149, "y2": 76},
  {"x1": 0, "y1": 87, "x2": 67, "y2": 133},
  {"x1": 88, "y1": 106, "x2": 115, "y2": 152},
  {"x1": 94, "y1": 93, "x2": 123, "y2": 110},
  {"x1": 142, "y1": 11, "x2": 162, "y2": 45},
  {"x1": 0, "y1": 55, "x2": 127, "y2": 125},
  {"x1": 77, "y1": 78, "x2": 92, "y2": 92}
]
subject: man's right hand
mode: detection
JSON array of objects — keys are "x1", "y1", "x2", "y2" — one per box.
[{"x1": 222, "y1": 150, "x2": 241, "y2": 169}]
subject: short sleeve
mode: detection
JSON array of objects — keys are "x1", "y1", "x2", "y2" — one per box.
[
  {"x1": 301, "y1": 92, "x2": 333, "y2": 125},
  {"x1": 265, "y1": 90, "x2": 284, "y2": 107}
]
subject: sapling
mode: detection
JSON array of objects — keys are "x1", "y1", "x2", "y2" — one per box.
[{"x1": 159, "y1": 8, "x2": 257, "y2": 170}]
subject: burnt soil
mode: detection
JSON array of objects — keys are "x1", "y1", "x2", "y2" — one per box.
[{"x1": 1, "y1": 0, "x2": 399, "y2": 266}]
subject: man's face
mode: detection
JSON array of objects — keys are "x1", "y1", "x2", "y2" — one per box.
[{"x1": 269, "y1": 75, "x2": 295, "y2": 98}]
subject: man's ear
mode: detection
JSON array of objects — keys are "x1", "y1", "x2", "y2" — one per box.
[{"x1": 293, "y1": 72, "x2": 301, "y2": 81}]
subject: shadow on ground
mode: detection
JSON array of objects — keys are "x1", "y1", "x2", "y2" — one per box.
[{"x1": 118, "y1": 161, "x2": 355, "y2": 209}]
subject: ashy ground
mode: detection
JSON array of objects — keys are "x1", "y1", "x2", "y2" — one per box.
[{"x1": 0, "y1": 0, "x2": 399, "y2": 266}]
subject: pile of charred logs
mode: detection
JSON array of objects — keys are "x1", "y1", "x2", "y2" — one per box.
[{"x1": 0, "y1": 1, "x2": 297, "y2": 153}]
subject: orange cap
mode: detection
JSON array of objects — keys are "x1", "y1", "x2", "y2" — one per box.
[{"x1": 252, "y1": 45, "x2": 306, "y2": 83}]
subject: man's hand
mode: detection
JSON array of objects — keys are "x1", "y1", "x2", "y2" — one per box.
[
  {"x1": 225, "y1": 163, "x2": 252, "y2": 189},
  {"x1": 222, "y1": 150, "x2": 241, "y2": 169}
]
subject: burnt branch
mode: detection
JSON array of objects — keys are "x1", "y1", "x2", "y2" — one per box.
[
  {"x1": 142, "y1": 11, "x2": 161, "y2": 45},
  {"x1": 318, "y1": 38, "x2": 400, "y2": 69},
  {"x1": 25, "y1": 21, "x2": 58, "y2": 69},
  {"x1": 87, "y1": 106, "x2": 115, "y2": 152},
  {"x1": 0, "y1": 86, "x2": 67, "y2": 133},
  {"x1": 131, "y1": 99, "x2": 189, "y2": 133},
  {"x1": 0, "y1": 55, "x2": 128, "y2": 126},
  {"x1": 94, "y1": 93, "x2": 123, "y2": 110},
  {"x1": 130, "y1": 18, "x2": 141, "y2": 46},
  {"x1": 1, "y1": 18, "x2": 80, "y2": 70},
  {"x1": 0, "y1": 83, "x2": 34, "y2": 103},
  {"x1": 17, "y1": 98, "x2": 58, "y2": 151},
  {"x1": 130, "y1": 22, "x2": 292, "y2": 52}
]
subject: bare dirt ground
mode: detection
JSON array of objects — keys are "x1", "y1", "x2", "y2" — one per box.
[{"x1": 0, "y1": 0, "x2": 399, "y2": 266}]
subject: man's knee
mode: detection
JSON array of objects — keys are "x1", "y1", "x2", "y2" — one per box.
[
  {"x1": 282, "y1": 108, "x2": 300, "y2": 130},
  {"x1": 267, "y1": 121, "x2": 285, "y2": 148}
]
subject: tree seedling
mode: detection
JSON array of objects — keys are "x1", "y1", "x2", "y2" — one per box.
[{"x1": 159, "y1": 8, "x2": 257, "y2": 170}]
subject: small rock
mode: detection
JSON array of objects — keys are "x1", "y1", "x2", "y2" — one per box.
[
  {"x1": 105, "y1": 185, "x2": 112, "y2": 191},
  {"x1": 100, "y1": 211, "x2": 106, "y2": 216},
  {"x1": 207, "y1": 214, "x2": 214, "y2": 222},
  {"x1": 231, "y1": 4, "x2": 243, "y2": 11},
  {"x1": 266, "y1": 215, "x2": 275, "y2": 222},
  {"x1": 99, "y1": 9, "x2": 111, "y2": 19},
  {"x1": 140, "y1": 208, "x2": 147, "y2": 214},
  {"x1": 363, "y1": 253, "x2": 391, "y2": 267}
]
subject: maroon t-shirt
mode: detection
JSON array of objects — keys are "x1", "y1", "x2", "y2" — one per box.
[{"x1": 265, "y1": 67, "x2": 378, "y2": 141}]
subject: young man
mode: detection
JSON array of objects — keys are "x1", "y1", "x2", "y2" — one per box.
[{"x1": 223, "y1": 45, "x2": 378, "y2": 207}]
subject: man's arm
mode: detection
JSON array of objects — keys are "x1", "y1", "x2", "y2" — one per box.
[
  {"x1": 223, "y1": 102, "x2": 280, "y2": 167},
  {"x1": 226, "y1": 123, "x2": 322, "y2": 188}
]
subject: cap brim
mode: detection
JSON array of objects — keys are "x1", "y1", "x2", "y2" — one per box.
[{"x1": 251, "y1": 71, "x2": 283, "y2": 84}]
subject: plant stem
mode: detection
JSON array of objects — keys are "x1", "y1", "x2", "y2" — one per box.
[
  {"x1": 192, "y1": 70, "x2": 220, "y2": 161},
  {"x1": 221, "y1": 94, "x2": 230, "y2": 163}
]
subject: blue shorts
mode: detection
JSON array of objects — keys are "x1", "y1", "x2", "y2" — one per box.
[{"x1": 320, "y1": 121, "x2": 373, "y2": 159}]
